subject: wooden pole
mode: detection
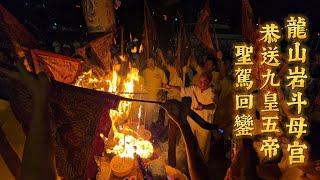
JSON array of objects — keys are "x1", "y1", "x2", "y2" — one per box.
[
  {"x1": 168, "y1": 120, "x2": 178, "y2": 167},
  {"x1": 120, "y1": 26, "x2": 124, "y2": 55},
  {"x1": 0, "y1": 128, "x2": 21, "y2": 179},
  {"x1": 144, "y1": 0, "x2": 150, "y2": 59}
]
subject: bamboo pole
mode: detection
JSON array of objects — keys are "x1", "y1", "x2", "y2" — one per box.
[{"x1": 120, "y1": 26, "x2": 124, "y2": 55}]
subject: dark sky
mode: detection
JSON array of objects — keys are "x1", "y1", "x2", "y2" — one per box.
[{"x1": 1, "y1": 0, "x2": 320, "y2": 42}]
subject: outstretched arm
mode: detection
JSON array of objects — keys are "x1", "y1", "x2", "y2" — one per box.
[
  {"x1": 195, "y1": 102, "x2": 216, "y2": 111},
  {"x1": 20, "y1": 62, "x2": 57, "y2": 180},
  {"x1": 162, "y1": 100, "x2": 214, "y2": 180},
  {"x1": 1, "y1": 61, "x2": 57, "y2": 180}
]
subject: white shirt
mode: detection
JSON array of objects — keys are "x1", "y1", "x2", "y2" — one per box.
[{"x1": 180, "y1": 86, "x2": 215, "y2": 123}]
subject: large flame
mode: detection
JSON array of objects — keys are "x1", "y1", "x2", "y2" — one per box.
[{"x1": 75, "y1": 66, "x2": 153, "y2": 159}]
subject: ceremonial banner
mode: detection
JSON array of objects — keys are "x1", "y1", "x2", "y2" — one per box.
[
  {"x1": 175, "y1": 20, "x2": 190, "y2": 76},
  {"x1": 142, "y1": 0, "x2": 158, "y2": 59},
  {"x1": 31, "y1": 49, "x2": 82, "y2": 84},
  {"x1": 81, "y1": 0, "x2": 115, "y2": 34},
  {"x1": 0, "y1": 72, "x2": 120, "y2": 179},
  {"x1": 86, "y1": 32, "x2": 114, "y2": 71},
  {"x1": 241, "y1": 0, "x2": 256, "y2": 44},
  {"x1": 0, "y1": 4, "x2": 37, "y2": 47},
  {"x1": 194, "y1": 0, "x2": 214, "y2": 51}
]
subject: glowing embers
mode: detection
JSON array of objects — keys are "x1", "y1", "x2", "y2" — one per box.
[
  {"x1": 101, "y1": 131, "x2": 153, "y2": 159},
  {"x1": 75, "y1": 67, "x2": 154, "y2": 159}
]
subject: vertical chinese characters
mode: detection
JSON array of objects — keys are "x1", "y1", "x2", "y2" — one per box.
[
  {"x1": 233, "y1": 44, "x2": 255, "y2": 137},
  {"x1": 285, "y1": 15, "x2": 309, "y2": 165},
  {"x1": 258, "y1": 22, "x2": 282, "y2": 159}
]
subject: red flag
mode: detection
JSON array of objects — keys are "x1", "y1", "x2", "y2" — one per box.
[
  {"x1": 175, "y1": 16, "x2": 190, "y2": 76},
  {"x1": 31, "y1": 49, "x2": 82, "y2": 84},
  {"x1": 242, "y1": 0, "x2": 266, "y2": 88},
  {"x1": 194, "y1": 0, "x2": 214, "y2": 52},
  {"x1": 241, "y1": 0, "x2": 256, "y2": 44},
  {"x1": 0, "y1": 4, "x2": 37, "y2": 47},
  {"x1": 76, "y1": 32, "x2": 114, "y2": 71},
  {"x1": 2, "y1": 76, "x2": 119, "y2": 179}
]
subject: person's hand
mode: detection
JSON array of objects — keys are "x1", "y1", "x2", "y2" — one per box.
[
  {"x1": 0, "y1": 59, "x2": 51, "y2": 98},
  {"x1": 16, "y1": 60, "x2": 51, "y2": 98},
  {"x1": 164, "y1": 84, "x2": 171, "y2": 90},
  {"x1": 195, "y1": 103, "x2": 204, "y2": 111}
]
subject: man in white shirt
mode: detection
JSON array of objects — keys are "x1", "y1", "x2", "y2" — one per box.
[{"x1": 167, "y1": 72, "x2": 216, "y2": 162}]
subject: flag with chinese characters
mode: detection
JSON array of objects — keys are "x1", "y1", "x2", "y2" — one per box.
[
  {"x1": 31, "y1": 49, "x2": 82, "y2": 84},
  {"x1": 0, "y1": 4, "x2": 37, "y2": 47},
  {"x1": 194, "y1": 0, "x2": 215, "y2": 52}
]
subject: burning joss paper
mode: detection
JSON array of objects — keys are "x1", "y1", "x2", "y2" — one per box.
[{"x1": 75, "y1": 67, "x2": 154, "y2": 159}]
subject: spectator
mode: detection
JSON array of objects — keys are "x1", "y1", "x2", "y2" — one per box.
[{"x1": 142, "y1": 57, "x2": 168, "y2": 128}]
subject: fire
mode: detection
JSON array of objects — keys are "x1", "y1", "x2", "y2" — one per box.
[
  {"x1": 131, "y1": 46, "x2": 137, "y2": 53},
  {"x1": 139, "y1": 44, "x2": 143, "y2": 53},
  {"x1": 75, "y1": 66, "x2": 154, "y2": 159},
  {"x1": 119, "y1": 55, "x2": 126, "y2": 62}
]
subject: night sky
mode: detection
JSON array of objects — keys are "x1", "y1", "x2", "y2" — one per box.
[{"x1": 1, "y1": 0, "x2": 320, "y2": 43}]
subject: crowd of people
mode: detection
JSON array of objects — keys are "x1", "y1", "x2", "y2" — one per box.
[
  {"x1": 135, "y1": 48, "x2": 232, "y2": 165},
  {"x1": 131, "y1": 46, "x2": 320, "y2": 178},
  {"x1": 1, "y1": 34, "x2": 320, "y2": 179}
]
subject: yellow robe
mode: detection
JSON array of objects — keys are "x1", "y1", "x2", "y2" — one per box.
[{"x1": 142, "y1": 67, "x2": 168, "y2": 125}]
